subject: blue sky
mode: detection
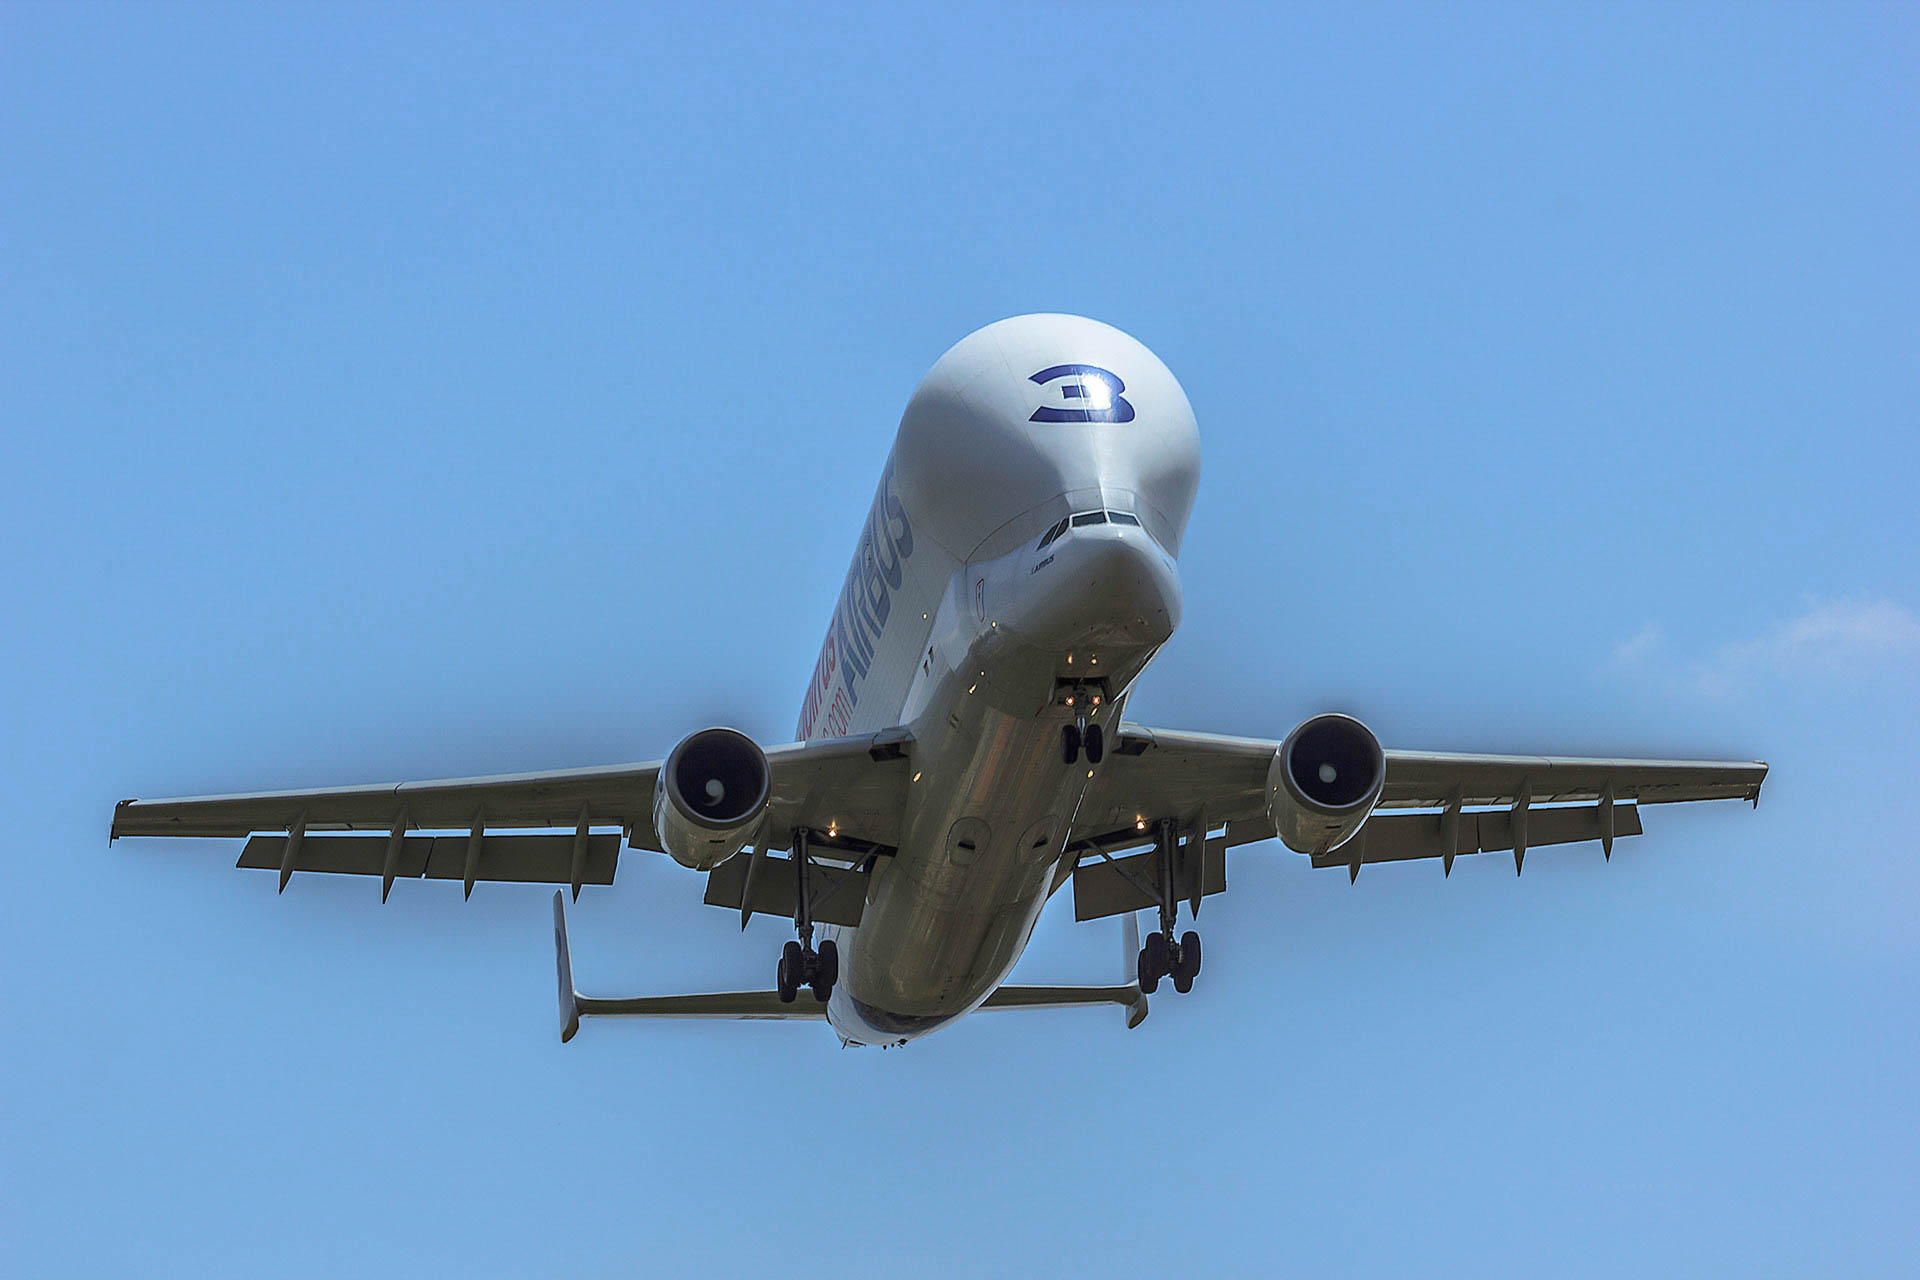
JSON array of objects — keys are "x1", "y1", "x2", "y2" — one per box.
[{"x1": 4, "y1": 4, "x2": 1916, "y2": 1275}]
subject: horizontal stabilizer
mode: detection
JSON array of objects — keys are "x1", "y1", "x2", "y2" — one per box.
[
  {"x1": 552, "y1": 891, "x2": 826, "y2": 1041},
  {"x1": 982, "y1": 984, "x2": 1147, "y2": 1025},
  {"x1": 980, "y1": 909, "x2": 1148, "y2": 1028},
  {"x1": 574, "y1": 991, "x2": 831, "y2": 1021}
]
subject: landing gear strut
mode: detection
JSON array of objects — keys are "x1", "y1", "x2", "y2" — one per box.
[
  {"x1": 775, "y1": 827, "x2": 838, "y2": 1004},
  {"x1": 1137, "y1": 818, "x2": 1202, "y2": 995}
]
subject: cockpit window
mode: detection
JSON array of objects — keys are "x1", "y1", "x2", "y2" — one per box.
[{"x1": 1039, "y1": 509, "x2": 1148, "y2": 550}]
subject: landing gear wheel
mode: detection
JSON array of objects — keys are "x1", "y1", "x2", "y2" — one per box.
[
  {"x1": 1061, "y1": 723, "x2": 1081, "y2": 765},
  {"x1": 777, "y1": 940, "x2": 803, "y2": 1004},
  {"x1": 1084, "y1": 722, "x2": 1104, "y2": 764},
  {"x1": 809, "y1": 939, "x2": 839, "y2": 1002},
  {"x1": 1138, "y1": 930, "x2": 1169, "y2": 994},
  {"x1": 1171, "y1": 931, "x2": 1202, "y2": 994}
]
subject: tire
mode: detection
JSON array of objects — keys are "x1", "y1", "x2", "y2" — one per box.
[
  {"x1": 1139, "y1": 930, "x2": 1168, "y2": 993},
  {"x1": 1061, "y1": 723, "x2": 1080, "y2": 765},
  {"x1": 1180, "y1": 930, "x2": 1201, "y2": 980},
  {"x1": 1084, "y1": 723, "x2": 1104, "y2": 764},
  {"x1": 1172, "y1": 967, "x2": 1194, "y2": 995},
  {"x1": 778, "y1": 940, "x2": 804, "y2": 1004},
  {"x1": 816, "y1": 939, "x2": 839, "y2": 986},
  {"x1": 1137, "y1": 946, "x2": 1160, "y2": 995}
]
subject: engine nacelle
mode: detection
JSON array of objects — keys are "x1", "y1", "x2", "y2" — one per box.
[
  {"x1": 1265, "y1": 713, "x2": 1385, "y2": 855},
  {"x1": 653, "y1": 727, "x2": 771, "y2": 871}
]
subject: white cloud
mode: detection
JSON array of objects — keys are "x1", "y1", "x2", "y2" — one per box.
[
  {"x1": 1611, "y1": 622, "x2": 1666, "y2": 666},
  {"x1": 1614, "y1": 596, "x2": 1920, "y2": 696}
]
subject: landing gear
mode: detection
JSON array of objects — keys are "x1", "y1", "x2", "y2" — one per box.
[
  {"x1": 1135, "y1": 819, "x2": 1204, "y2": 995},
  {"x1": 1059, "y1": 682, "x2": 1106, "y2": 765},
  {"x1": 1172, "y1": 930, "x2": 1201, "y2": 993},
  {"x1": 1137, "y1": 928, "x2": 1201, "y2": 995},
  {"x1": 811, "y1": 939, "x2": 839, "y2": 1002},
  {"x1": 777, "y1": 940, "x2": 804, "y2": 1003},
  {"x1": 1138, "y1": 929, "x2": 1169, "y2": 994},
  {"x1": 774, "y1": 828, "x2": 838, "y2": 1004}
]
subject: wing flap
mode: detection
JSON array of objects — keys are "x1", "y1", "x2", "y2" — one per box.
[
  {"x1": 1071, "y1": 840, "x2": 1227, "y2": 922},
  {"x1": 1306, "y1": 803, "x2": 1643, "y2": 870},
  {"x1": 701, "y1": 852, "x2": 870, "y2": 927},
  {"x1": 237, "y1": 833, "x2": 622, "y2": 885}
]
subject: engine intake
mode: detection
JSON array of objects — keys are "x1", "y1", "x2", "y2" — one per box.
[
  {"x1": 653, "y1": 727, "x2": 771, "y2": 871},
  {"x1": 1266, "y1": 713, "x2": 1385, "y2": 855}
]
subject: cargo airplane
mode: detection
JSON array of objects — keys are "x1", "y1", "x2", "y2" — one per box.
[{"x1": 112, "y1": 314, "x2": 1768, "y2": 1047}]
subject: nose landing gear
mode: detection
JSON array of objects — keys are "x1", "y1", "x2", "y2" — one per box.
[
  {"x1": 1135, "y1": 819, "x2": 1203, "y2": 995},
  {"x1": 1058, "y1": 682, "x2": 1106, "y2": 765},
  {"x1": 774, "y1": 828, "x2": 839, "y2": 1004}
]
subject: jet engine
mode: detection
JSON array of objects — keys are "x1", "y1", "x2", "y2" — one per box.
[
  {"x1": 653, "y1": 727, "x2": 771, "y2": 871},
  {"x1": 1265, "y1": 713, "x2": 1385, "y2": 855}
]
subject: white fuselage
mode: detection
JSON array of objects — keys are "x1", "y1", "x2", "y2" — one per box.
[{"x1": 798, "y1": 315, "x2": 1201, "y2": 1045}]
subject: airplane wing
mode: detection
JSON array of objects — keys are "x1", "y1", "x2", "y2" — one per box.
[
  {"x1": 1065, "y1": 725, "x2": 1766, "y2": 909},
  {"x1": 111, "y1": 728, "x2": 914, "y2": 898}
]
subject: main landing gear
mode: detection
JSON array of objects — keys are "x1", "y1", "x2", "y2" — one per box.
[
  {"x1": 1059, "y1": 683, "x2": 1105, "y2": 766},
  {"x1": 775, "y1": 828, "x2": 838, "y2": 1004},
  {"x1": 1136, "y1": 819, "x2": 1203, "y2": 995}
]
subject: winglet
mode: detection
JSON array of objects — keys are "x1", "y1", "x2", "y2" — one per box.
[{"x1": 552, "y1": 891, "x2": 581, "y2": 1044}]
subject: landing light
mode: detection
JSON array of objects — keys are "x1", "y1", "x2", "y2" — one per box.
[
  {"x1": 913, "y1": 772, "x2": 922, "y2": 782},
  {"x1": 1136, "y1": 818, "x2": 1146, "y2": 831}
]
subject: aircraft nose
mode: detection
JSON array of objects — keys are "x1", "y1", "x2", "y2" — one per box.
[{"x1": 1014, "y1": 525, "x2": 1182, "y2": 650}]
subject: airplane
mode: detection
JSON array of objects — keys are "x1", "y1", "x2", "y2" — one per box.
[{"x1": 111, "y1": 313, "x2": 1768, "y2": 1048}]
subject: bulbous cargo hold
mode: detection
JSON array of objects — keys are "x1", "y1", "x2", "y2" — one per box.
[
  {"x1": 653, "y1": 728, "x2": 771, "y2": 870},
  {"x1": 1266, "y1": 714, "x2": 1385, "y2": 855}
]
